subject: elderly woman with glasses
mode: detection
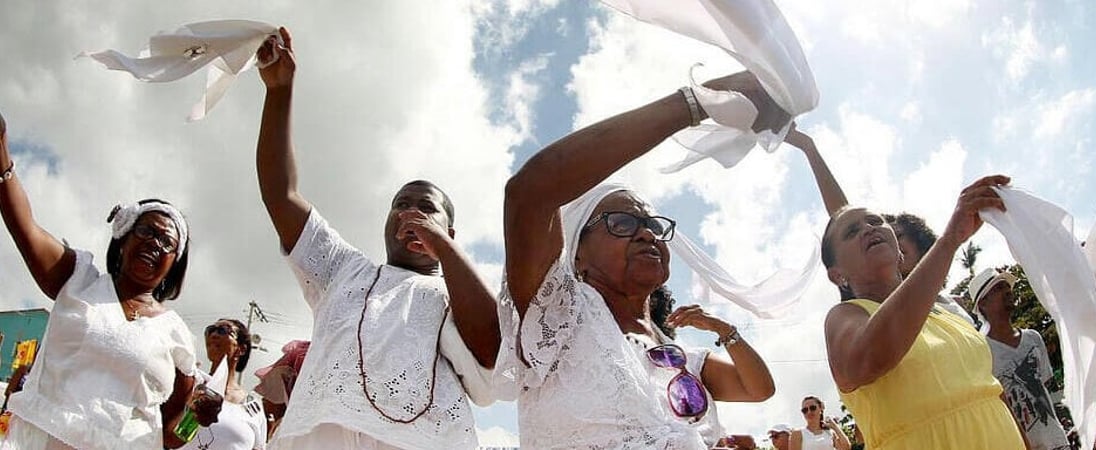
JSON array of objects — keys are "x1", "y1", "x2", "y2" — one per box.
[
  {"x1": 180, "y1": 319, "x2": 266, "y2": 450},
  {"x1": 0, "y1": 111, "x2": 220, "y2": 449},
  {"x1": 499, "y1": 72, "x2": 778, "y2": 448},
  {"x1": 821, "y1": 175, "x2": 1029, "y2": 449}
]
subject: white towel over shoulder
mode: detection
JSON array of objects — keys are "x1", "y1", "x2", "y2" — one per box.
[
  {"x1": 79, "y1": 20, "x2": 278, "y2": 121},
  {"x1": 600, "y1": 0, "x2": 818, "y2": 171}
]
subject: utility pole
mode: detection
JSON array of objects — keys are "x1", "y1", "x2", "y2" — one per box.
[{"x1": 246, "y1": 300, "x2": 269, "y2": 331}]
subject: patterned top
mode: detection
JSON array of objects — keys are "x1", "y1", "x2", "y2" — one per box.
[
  {"x1": 496, "y1": 260, "x2": 708, "y2": 449},
  {"x1": 9, "y1": 250, "x2": 197, "y2": 449},
  {"x1": 268, "y1": 209, "x2": 492, "y2": 450}
]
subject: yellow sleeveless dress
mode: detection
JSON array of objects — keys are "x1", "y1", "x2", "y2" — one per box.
[{"x1": 838, "y1": 299, "x2": 1025, "y2": 449}]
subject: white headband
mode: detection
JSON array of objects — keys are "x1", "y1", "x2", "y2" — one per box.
[
  {"x1": 109, "y1": 202, "x2": 189, "y2": 260},
  {"x1": 561, "y1": 182, "x2": 819, "y2": 319}
]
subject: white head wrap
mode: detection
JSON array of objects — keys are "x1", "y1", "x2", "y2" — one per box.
[
  {"x1": 561, "y1": 182, "x2": 819, "y2": 319},
  {"x1": 109, "y1": 201, "x2": 189, "y2": 260}
]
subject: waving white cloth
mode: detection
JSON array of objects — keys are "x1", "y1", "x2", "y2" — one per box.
[
  {"x1": 79, "y1": 20, "x2": 278, "y2": 121},
  {"x1": 562, "y1": 183, "x2": 819, "y2": 318},
  {"x1": 600, "y1": 0, "x2": 818, "y2": 172},
  {"x1": 979, "y1": 187, "x2": 1096, "y2": 450}
]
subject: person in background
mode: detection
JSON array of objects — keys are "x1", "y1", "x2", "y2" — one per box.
[
  {"x1": 181, "y1": 319, "x2": 266, "y2": 450},
  {"x1": 971, "y1": 268, "x2": 1071, "y2": 450},
  {"x1": 769, "y1": 424, "x2": 793, "y2": 450},
  {"x1": 790, "y1": 396, "x2": 850, "y2": 450}
]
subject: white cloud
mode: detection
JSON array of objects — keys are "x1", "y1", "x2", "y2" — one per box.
[
  {"x1": 1033, "y1": 88, "x2": 1096, "y2": 140},
  {"x1": 505, "y1": 54, "x2": 552, "y2": 142}
]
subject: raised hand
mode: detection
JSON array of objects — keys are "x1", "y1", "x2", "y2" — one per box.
[
  {"x1": 702, "y1": 71, "x2": 791, "y2": 133},
  {"x1": 784, "y1": 122, "x2": 815, "y2": 151},
  {"x1": 665, "y1": 304, "x2": 735, "y2": 337},
  {"x1": 395, "y1": 210, "x2": 452, "y2": 259},
  {"x1": 257, "y1": 27, "x2": 295, "y2": 89},
  {"x1": 188, "y1": 384, "x2": 224, "y2": 427},
  {"x1": 941, "y1": 175, "x2": 1010, "y2": 246}
]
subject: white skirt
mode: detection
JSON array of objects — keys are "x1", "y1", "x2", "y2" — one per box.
[{"x1": 268, "y1": 423, "x2": 404, "y2": 450}]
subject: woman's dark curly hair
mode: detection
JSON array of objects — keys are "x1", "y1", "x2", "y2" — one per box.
[{"x1": 649, "y1": 285, "x2": 677, "y2": 339}]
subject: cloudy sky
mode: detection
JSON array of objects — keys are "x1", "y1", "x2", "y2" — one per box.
[{"x1": 1, "y1": 0, "x2": 1093, "y2": 445}]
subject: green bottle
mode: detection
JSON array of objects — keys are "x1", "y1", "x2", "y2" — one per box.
[{"x1": 174, "y1": 356, "x2": 229, "y2": 443}]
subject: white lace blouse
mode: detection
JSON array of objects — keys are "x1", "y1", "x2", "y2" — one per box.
[
  {"x1": 7, "y1": 249, "x2": 197, "y2": 449},
  {"x1": 268, "y1": 209, "x2": 492, "y2": 450},
  {"x1": 496, "y1": 260, "x2": 710, "y2": 449}
]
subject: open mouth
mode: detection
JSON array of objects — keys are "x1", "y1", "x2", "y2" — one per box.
[{"x1": 865, "y1": 234, "x2": 886, "y2": 251}]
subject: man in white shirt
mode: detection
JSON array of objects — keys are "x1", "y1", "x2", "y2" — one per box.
[
  {"x1": 253, "y1": 27, "x2": 500, "y2": 449},
  {"x1": 971, "y1": 268, "x2": 1071, "y2": 450}
]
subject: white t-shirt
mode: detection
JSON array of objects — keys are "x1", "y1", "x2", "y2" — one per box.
[
  {"x1": 7, "y1": 250, "x2": 197, "y2": 449},
  {"x1": 987, "y1": 329, "x2": 1071, "y2": 450},
  {"x1": 180, "y1": 371, "x2": 267, "y2": 450},
  {"x1": 798, "y1": 427, "x2": 837, "y2": 450},
  {"x1": 497, "y1": 260, "x2": 708, "y2": 449},
  {"x1": 268, "y1": 209, "x2": 492, "y2": 450}
]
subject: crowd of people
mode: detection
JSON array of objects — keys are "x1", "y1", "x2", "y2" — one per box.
[{"x1": 0, "y1": 18, "x2": 1090, "y2": 450}]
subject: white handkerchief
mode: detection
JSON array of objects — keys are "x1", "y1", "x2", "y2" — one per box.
[
  {"x1": 600, "y1": 0, "x2": 818, "y2": 171},
  {"x1": 980, "y1": 187, "x2": 1096, "y2": 450},
  {"x1": 79, "y1": 20, "x2": 278, "y2": 121}
]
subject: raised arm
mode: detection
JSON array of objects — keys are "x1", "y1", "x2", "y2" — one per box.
[
  {"x1": 397, "y1": 210, "x2": 500, "y2": 368},
  {"x1": 504, "y1": 72, "x2": 776, "y2": 317},
  {"x1": 785, "y1": 125, "x2": 848, "y2": 216},
  {"x1": 0, "y1": 110, "x2": 75, "y2": 299},
  {"x1": 824, "y1": 175, "x2": 1010, "y2": 392},
  {"x1": 256, "y1": 27, "x2": 312, "y2": 253},
  {"x1": 666, "y1": 305, "x2": 774, "y2": 402}
]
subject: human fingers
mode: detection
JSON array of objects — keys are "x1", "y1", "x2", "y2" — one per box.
[{"x1": 279, "y1": 26, "x2": 293, "y2": 51}]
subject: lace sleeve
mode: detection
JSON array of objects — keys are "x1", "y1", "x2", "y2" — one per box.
[
  {"x1": 286, "y1": 208, "x2": 367, "y2": 311},
  {"x1": 518, "y1": 260, "x2": 585, "y2": 386}
]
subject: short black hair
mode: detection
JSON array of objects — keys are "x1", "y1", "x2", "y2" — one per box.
[
  {"x1": 883, "y1": 212, "x2": 936, "y2": 257},
  {"x1": 106, "y1": 199, "x2": 189, "y2": 301},
  {"x1": 220, "y1": 318, "x2": 253, "y2": 372},
  {"x1": 649, "y1": 285, "x2": 677, "y2": 339},
  {"x1": 401, "y1": 180, "x2": 455, "y2": 227}
]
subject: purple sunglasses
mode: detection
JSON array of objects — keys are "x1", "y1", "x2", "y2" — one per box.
[{"x1": 647, "y1": 344, "x2": 708, "y2": 419}]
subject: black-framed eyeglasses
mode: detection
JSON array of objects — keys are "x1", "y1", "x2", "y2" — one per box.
[
  {"x1": 582, "y1": 211, "x2": 676, "y2": 241},
  {"x1": 205, "y1": 323, "x2": 238, "y2": 339},
  {"x1": 132, "y1": 223, "x2": 179, "y2": 254},
  {"x1": 801, "y1": 404, "x2": 820, "y2": 414}
]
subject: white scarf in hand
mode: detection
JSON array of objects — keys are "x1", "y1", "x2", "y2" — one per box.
[
  {"x1": 78, "y1": 20, "x2": 279, "y2": 121},
  {"x1": 599, "y1": 0, "x2": 818, "y2": 172}
]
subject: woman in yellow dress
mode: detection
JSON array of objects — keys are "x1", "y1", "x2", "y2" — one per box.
[{"x1": 820, "y1": 174, "x2": 1028, "y2": 449}]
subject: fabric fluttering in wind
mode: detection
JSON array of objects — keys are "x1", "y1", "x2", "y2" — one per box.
[
  {"x1": 599, "y1": 0, "x2": 818, "y2": 172},
  {"x1": 979, "y1": 186, "x2": 1096, "y2": 450},
  {"x1": 78, "y1": 20, "x2": 278, "y2": 121},
  {"x1": 561, "y1": 183, "x2": 819, "y2": 319}
]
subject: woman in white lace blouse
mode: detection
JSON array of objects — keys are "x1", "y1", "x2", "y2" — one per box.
[
  {"x1": 0, "y1": 111, "x2": 221, "y2": 449},
  {"x1": 499, "y1": 72, "x2": 780, "y2": 449}
]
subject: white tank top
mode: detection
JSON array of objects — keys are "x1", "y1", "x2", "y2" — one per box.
[{"x1": 800, "y1": 427, "x2": 836, "y2": 450}]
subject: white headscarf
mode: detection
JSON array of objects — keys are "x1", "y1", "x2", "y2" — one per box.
[
  {"x1": 561, "y1": 182, "x2": 819, "y2": 319},
  {"x1": 109, "y1": 201, "x2": 189, "y2": 259}
]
